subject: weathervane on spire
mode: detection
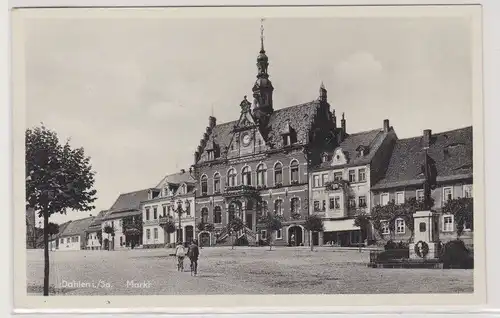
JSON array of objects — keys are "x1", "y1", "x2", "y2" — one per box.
[{"x1": 260, "y1": 18, "x2": 265, "y2": 53}]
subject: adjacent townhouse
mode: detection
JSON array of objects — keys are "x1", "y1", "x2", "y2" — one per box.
[
  {"x1": 371, "y1": 127, "x2": 473, "y2": 245},
  {"x1": 141, "y1": 170, "x2": 197, "y2": 248},
  {"x1": 101, "y1": 189, "x2": 149, "y2": 250},
  {"x1": 48, "y1": 220, "x2": 71, "y2": 251},
  {"x1": 56, "y1": 217, "x2": 95, "y2": 251},
  {"x1": 308, "y1": 119, "x2": 397, "y2": 247},
  {"x1": 85, "y1": 210, "x2": 108, "y2": 250}
]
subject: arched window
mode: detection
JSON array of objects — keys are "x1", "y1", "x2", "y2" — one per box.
[
  {"x1": 214, "y1": 206, "x2": 222, "y2": 224},
  {"x1": 274, "y1": 162, "x2": 283, "y2": 186},
  {"x1": 213, "y1": 173, "x2": 221, "y2": 193},
  {"x1": 274, "y1": 199, "x2": 283, "y2": 215},
  {"x1": 256, "y1": 163, "x2": 267, "y2": 186},
  {"x1": 201, "y1": 175, "x2": 208, "y2": 195},
  {"x1": 227, "y1": 168, "x2": 237, "y2": 187},
  {"x1": 185, "y1": 200, "x2": 191, "y2": 215},
  {"x1": 258, "y1": 201, "x2": 268, "y2": 216},
  {"x1": 290, "y1": 197, "x2": 300, "y2": 214},
  {"x1": 201, "y1": 207, "x2": 209, "y2": 223},
  {"x1": 242, "y1": 166, "x2": 252, "y2": 186},
  {"x1": 290, "y1": 160, "x2": 299, "y2": 184}
]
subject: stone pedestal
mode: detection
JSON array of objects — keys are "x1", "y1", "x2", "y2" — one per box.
[{"x1": 409, "y1": 211, "x2": 440, "y2": 260}]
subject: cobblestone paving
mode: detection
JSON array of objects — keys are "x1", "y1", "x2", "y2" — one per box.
[{"x1": 26, "y1": 247, "x2": 473, "y2": 295}]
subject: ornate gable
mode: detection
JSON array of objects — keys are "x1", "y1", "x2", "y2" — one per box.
[{"x1": 331, "y1": 147, "x2": 349, "y2": 166}]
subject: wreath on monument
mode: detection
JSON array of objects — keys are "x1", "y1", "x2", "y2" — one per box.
[{"x1": 414, "y1": 241, "x2": 429, "y2": 258}]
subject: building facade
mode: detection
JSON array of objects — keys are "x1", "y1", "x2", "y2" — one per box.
[
  {"x1": 308, "y1": 119, "x2": 398, "y2": 246},
  {"x1": 57, "y1": 217, "x2": 94, "y2": 251},
  {"x1": 371, "y1": 127, "x2": 473, "y2": 245},
  {"x1": 192, "y1": 36, "x2": 344, "y2": 247},
  {"x1": 101, "y1": 189, "x2": 149, "y2": 250},
  {"x1": 85, "y1": 210, "x2": 107, "y2": 250},
  {"x1": 141, "y1": 170, "x2": 196, "y2": 248}
]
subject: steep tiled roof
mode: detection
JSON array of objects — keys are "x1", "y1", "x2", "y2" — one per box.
[
  {"x1": 87, "y1": 210, "x2": 108, "y2": 232},
  {"x1": 104, "y1": 189, "x2": 149, "y2": 219},
  {"x1": 372, "y1": 126, "x2": 472, "y2": 190},
  {"x1": 60, "y1": 217, "x2": 94, "y2": 237},
  {"x1": 314, "y1": 128, "x2": 385, "y2": 170},
  {"x1": 197, "y1": 101, "x2": 321, "y2": 162},
  {"x1": 154, "y1": 171, "x2": 196, "y2": 188}
]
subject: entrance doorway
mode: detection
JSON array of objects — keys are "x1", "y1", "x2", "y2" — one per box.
[
  {"x1": 312, "y1": 232, "x2": 319, "y2": 246},
  {"x1": 245, "y1": 213, "x2": 253, "y2": 231},
  {"x1": 288, "y1": 226, "x2": 303, "y2": 246},
  {"x1": 199, "y1": 232, "x2": 210, "y2": 247},
  {"x1": 185, "y1": 225, "x2": 194, "y2": 243}
]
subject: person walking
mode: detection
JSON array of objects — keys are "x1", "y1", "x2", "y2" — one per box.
[
  {"x1": 188, "y1": 240, "x2": 200, "y2": 276},
  {"x1": 175, "y1": 241, "x2": 187, "y2": 271}
]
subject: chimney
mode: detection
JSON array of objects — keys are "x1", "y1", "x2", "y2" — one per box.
[
  {"x1": 209, "y1": 116, "x2": 217, "y2": 128},
  {"x1": 341, "y1": 112, "x2": 346, "y2": 136},
  {"x1": 181, "y1": 169, "x2": 186, "y2": 174},
  {"x1": 383, "y1": 119, "x2": 390, "y2": 133},
  {"x1": 423, "y1": 129, "x2": 432, "y2": 148}
]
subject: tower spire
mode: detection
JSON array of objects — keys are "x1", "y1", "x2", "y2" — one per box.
[{"x1": 260, "y1": 18, "x2": 265, "y2": 53}]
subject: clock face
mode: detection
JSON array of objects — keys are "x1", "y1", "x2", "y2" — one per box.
[{"x1": 242, "y1": 133, "x2": 251, "y2": 146}]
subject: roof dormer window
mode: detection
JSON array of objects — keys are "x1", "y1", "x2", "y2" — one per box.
[{"x1": 281, "y1": 121, "x2": 297, "y2": 147}]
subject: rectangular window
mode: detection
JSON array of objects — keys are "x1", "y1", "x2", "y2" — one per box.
[
  {"x1": 381, "y1": 221, "x2": 389, "y2": 235},
  {"x1": 322, "y1": 200, "x2": 326, "y2": 212},
  {"x1": 358, "y1": 196, "x2": 367, "y2": 208},
  {"x1": 334, "y1": 172, "x2": 343, "y2": 181},
  {"x1": 396, "y1": 219, "x2": 405, "y2": 234},
  {"x1": 162, "y1": 206, "x2": 167, "y2": 217},
  {"x1": 276, "y1": 229, "x2": 282, "y2": 239},
  {"x1": 349, "y1": 198, "x2": 356, "y2": 208},
  {"x1": 443, "y1": 215, "x2": 454, "y2": 232},
  {"x1": 153, "y1": 228, "x2": 158, "y2": 239},
  {"x1": 463, "y1": 185, "x2": 473, "y2": 198},
  {"x1": 329, "y1": 198, "x2": 335, "y2": 210},
  {"x1": 313, "y1": 175, "x2": 320, "y2": 188},
  {"x1": 146, "y1": 229, "x2": 151, "y2": 239},
  {"x1": 145, "y1": 208, "x2": 150, "y2": 221},
  {"x1": 348, "y1": 170, "x2": 356, "y2": 182},
  {"x1": 381, "y1": 193, "x2": 389, "y2": 206},
  {"x1": 416, "y1": 189, "x2": 424, "y2": 201},
  {"x1": 334, "y1": 197, "x2": 341, "y2": 209},
  {"x1": 395, "y1": 192, "x2": 405, "y2": 205},
  {"x1": 322, "y1": 174, "x2": 329, "y2": 186},
  {"x1": 358, "y1": 168, "x2": 366, "y2": 182},
  {"x1": 261, "y1": 230, "x2": 267, "y2": 239},
  {"x1": 443, "y1": 187, "x2": 453, "y2": 203},
  {"x1": 153, "y1": 207, "x2": 158, "y2": 219},
  {"x1": 314, "y1": 201, "x2": 321, "y2": 212}
]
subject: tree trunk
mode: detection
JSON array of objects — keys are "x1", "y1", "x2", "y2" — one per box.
[
  {"x1": 269, "y1": 234, "x2": 273, "y2": 251},
  {"x1": 43, "y1": 212, "x2": 49, "y2": 296},
  {"x1": 310, "y1": 230, "x2": 314, "y2": 251}
]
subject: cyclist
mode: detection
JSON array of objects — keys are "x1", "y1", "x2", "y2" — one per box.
[
  {"x1": 187, "y1": 240, "x2": 200, "y2": 276},
  {"x1": 175, "y1": 241, "x2": 186, "y2": 271}
]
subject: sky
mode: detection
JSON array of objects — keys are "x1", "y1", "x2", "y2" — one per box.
[{"x1": 24, "y1": 15, "x2": 473, "y2": 225}]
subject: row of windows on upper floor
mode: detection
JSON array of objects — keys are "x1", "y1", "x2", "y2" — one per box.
[
  {"x1": 200, "y1": 160, "x2": 301, "y2": 195},
  {"x1": 197, "y1": 197, "x2": 302, "y2": 224},
  {"x1": 312, "y1": 168, "x2": 367, "y2": 188},
  {"x1": 379, "y1": 214, "x2": 472, "y2": 235},
  {"x1": 378, "y1": 185, "x2": 473, "y2": 206},
  {"x1": 144, "y1": 202, "x2": 192, "y2": 221},
  {"x1": 59, "y1": 236, "x2": 79, "y2": 244},
  {"x1": 313, "y1": 195, "x2": 367, "y2": 212}
]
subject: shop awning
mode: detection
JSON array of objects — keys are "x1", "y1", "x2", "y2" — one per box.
[{"x1": 323, "y1": 219, "x2": 360, "y2": 232}]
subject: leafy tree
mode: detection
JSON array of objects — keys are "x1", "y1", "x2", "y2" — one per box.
[
  {"x1": 160, "y1": 217, "x2": 176, "y2": 245},
  {"x1": 46, "y1": 222, "x2": 59, "y2": 250},
  {"x1": 304, "y1": 214, "x2": 324, "y2": 251},
  {"x1": 442, "y1": 197, "x2": 473, "y2": 238},
  {"x1": 25, "y1": 125, "x2": 96, "y2": 296},
  {"x1": 227, "y1": 217, "x2": 244, "y2": 250},
  {"x1": 353, "y1": 212, "x2": 371, "y2": 242},
  {"x1": 371, "y1": 197, "x2": 433, "y2": 242},
  {"x1": 103, "y1": 225, "x2": 115, "y2": 250},
  {"x1": 258, "y1": 213, "x2": 283, "y2": 251}
]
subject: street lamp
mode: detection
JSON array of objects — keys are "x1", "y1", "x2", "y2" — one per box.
[{"x1": 172, "y1": 199, "x2": 187, "y2": 244}]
